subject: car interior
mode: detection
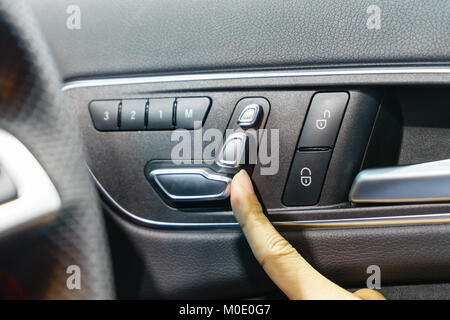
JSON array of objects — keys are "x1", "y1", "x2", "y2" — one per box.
[{"x1": 0, "y1": 0, "x2": 450, "y2": 300}]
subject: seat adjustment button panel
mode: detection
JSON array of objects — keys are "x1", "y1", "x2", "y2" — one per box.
[
  {"x1": 147, "y1": 98, "x2": 175, "y2": 130},
  {"x1": 120, "y1": 99, "x2": 147, "y2": 130},
  {"x1": 176, "y1": 97, "x2": 211, "y2": 129},
  {"x1": 89, "y1": 100, "x2": 119, "y2": 131},
  {"x1": 298, "y1": 92, "x2": 349, "y2": 148},
  {"x1": 283, "y1": 150, "x2": 332, "y2": 206}
]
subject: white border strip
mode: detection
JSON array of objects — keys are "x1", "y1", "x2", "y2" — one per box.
[{"x1": 63, "y1": 66, "x2": 450, "y2": 91}]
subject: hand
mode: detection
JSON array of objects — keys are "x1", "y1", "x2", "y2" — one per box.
[{"x1": 230, "y1": 170, "x2": 386, "y2": 300}]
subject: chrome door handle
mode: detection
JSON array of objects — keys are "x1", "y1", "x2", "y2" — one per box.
[{"x1": 349, "y1": 159, "x2": 450, "y2": 203}]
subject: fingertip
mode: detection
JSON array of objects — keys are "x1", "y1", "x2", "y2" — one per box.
[
  {"x1": 232, "y1": 169, "x2": 254, "y2": 194},
  {"x1": 229, "y1": 181, "x2": 241, "y2": 210},
  {"x1": 231, "y1": 169, "x2": 245, "y2": 188},
  {"x1": 230, "y1": 170, "x2": 245, "y2": 213},
  {"x1": 230, "y1": 170, "x2": 257, "y2": 222}
]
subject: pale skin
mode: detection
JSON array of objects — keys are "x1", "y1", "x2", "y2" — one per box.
[{"x1": 230, "y1": 170, "x2": 386, "y2": 300}]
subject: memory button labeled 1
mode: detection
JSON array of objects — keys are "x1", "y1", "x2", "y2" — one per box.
[{"x1": 147, "y1": 98, "x2": 175, "y2": 130}]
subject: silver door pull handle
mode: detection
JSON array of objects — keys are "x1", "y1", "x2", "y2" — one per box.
[{"x1": 349, "y1": 159, "x2": 450, "y2": 204}]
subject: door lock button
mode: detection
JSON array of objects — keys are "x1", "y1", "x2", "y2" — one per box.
[
  {"x1": 283, "y1": 150, "x2": 332, "y2": 206},
  {"x1": 298, "y1": 92, "x2": 349, "y2": 148}
]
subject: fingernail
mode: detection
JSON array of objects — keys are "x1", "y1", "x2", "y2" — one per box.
[{"x1": 236, "y1": 170, "x2": 255, "y2": 194}]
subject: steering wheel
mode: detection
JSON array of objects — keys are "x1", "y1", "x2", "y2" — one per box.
[{"x1": 0, "y1": 0, "x2": 114, "y2": 299}]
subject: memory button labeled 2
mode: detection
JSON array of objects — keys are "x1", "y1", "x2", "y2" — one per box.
[{"x1": 120, "y1": 99, "x2": 147, "y2": 130}]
